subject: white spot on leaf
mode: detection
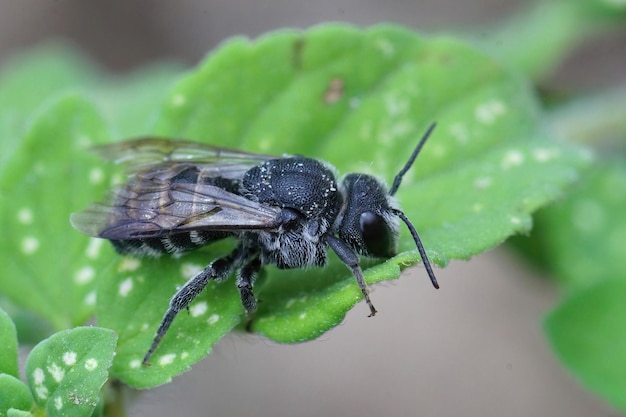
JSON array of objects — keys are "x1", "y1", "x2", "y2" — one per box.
[
  {"x1": 33, "y1": 370, "x2": 48, "y2": 401},
  {"x1": 36, "y1": 386, "x2": 49, "y2": 400},
  {"x1": 449, "y1": 123, "x2": 470, "y2": 144},
  {"x1": 55, "y1": 396, "x2": 63, "y2": 410},
  {"x1": 111, "y1": 173, "x2": 124, "y2": 186},
  {"x1": 385, "y1": 94, "x2": 409, "y2": 117},
  {"x1": 501, "y1": 150, "x2": 524, "y2": 170},
  {"x1": 89, "y1": 167, "x2": 105, "y2": 184},
  {"x1": 533, "y1": 148, "x2": 558, "y2": 163},
  {"x1": 181, "y1": 262, "x2": 203, "y2": 278},
  {"x1": 190, "y1": 301, "x2": 208, "y2": 317},
  {"x1": 118, "y1": 257, "x2": 141, "y2": 272},
  {"x1": 129, "y1": 359, "x2": 142, "y2": 369},
  {"x1": 85, "y1": 238, "x2": 104, "y2": 259},
  {"x1": 473, "y1": 177, "x2": 492, "y2": 189},
  {"x1": 119, "y1": 278, "x2": 133, "y2": 297},
  {"x1": 21, "y1": 236, "x2": 39, "y2": 254},
  {"x1": 47, "y1": 362, "x2": 65, "y2": 382},
  {"x1": 159, "y1": 354, "x2": 176, "y2": 365},
  {"x1": 475, "y1": 100, "x2": 507, "y2": 124},
  {"x1": 63, "y1": 351, "x2": 77, "y2": 366},
  {"x1": 84, "y1": 358, "x2": 98, "y2": 371},
  {"x1": 33, "y1": 368, "x2": 45, "y2": 384},
  {"x1": 299, "y1": 312, "x2": 307, "y2": 319},
  {"x1": 207, "y1": 314, "x2": 220, "y2": 325},
  {"x1": 84, "y1": 290, "x2": 97, "y2": 306},
  {"x1": 18, "y1": 208, "x2": 34, "y2": 224},
  {"x1": 75, "y1": 266, "x2": 95, "y2": 284}
]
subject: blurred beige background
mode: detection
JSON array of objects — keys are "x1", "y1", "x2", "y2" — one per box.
[{"x1": 1, "y1": 1, "x2": 623, "y2": 416}]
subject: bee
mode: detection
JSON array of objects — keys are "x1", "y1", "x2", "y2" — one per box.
[{"x1": 71, "y1": 123, "x2": 440, "y2": 364}]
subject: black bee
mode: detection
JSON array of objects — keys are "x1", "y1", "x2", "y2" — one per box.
[{"x1": 71, "y1": 123, "x2": 439, "y2": 364}]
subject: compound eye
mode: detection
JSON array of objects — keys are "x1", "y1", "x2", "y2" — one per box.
[{"x1": 359, "y1": 211, "x2": 393, "y2": 257}]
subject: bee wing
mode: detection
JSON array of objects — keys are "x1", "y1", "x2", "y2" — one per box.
[
  {"x1": 93, "y1": 138, "x2": 282, "y2": 179},
  {"x1": 70, "y1": 175, "x2": 283, "y2": 240}
]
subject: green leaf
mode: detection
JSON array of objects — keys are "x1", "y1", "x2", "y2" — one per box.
[
  {"x1": 24, "y1": 327, "x2": 117, "y2": 417},
  {"x1": 512, "y1": 156, "x2": 626, "y2": 410},
  {"x1": 516, "y1": 158, "x2": 626, "y2": 290},
  {"x1": 251, "y1": 253, "x2": 414, "y2": 342},
  {"x1": 0, "y1": 301, "x2": 55, "y2": 346},
  {"x1": 0, "y1": 374, "x2": 33, "y2": 417},
  {"x1": 0, "y1": 43, "x2": 180, "y2": 171},
  {"x1": 93, "y1": 62, "x2": 183, "y2": 138},
  {"x1": 546, "y1": 278, "x2": 626, "y2": 411},
  {"x1": 0, "y1": 308, "x2": 19, "y2": 378},
  {"x1": 98, "y1": 244, "x2": 243, "y2": 388},
  {"x1": 90, "y1": 24, "x2": 586, "y2": 386},
  {"x1": 467, "y1": 0, "x2": 626, "y2": 81},
  {"x1": 0, "y1": 44, "x2": 100, "y2": 170},
  {"x1": 0, "y1": 95, "x2": 113, "y2": 330}
]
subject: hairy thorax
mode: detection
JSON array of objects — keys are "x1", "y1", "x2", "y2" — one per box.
[{"x1": 253, "y1": 217, "x2": 330, "y2": 269}]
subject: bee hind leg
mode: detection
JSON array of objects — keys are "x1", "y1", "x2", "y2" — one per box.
[{"x1": 142, "y1": 244, "x2": 250, "y2": 365}]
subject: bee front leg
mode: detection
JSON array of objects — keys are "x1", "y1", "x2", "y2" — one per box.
[{"x1": 326, "y1": 235, "x2": 378, "y2": 317}]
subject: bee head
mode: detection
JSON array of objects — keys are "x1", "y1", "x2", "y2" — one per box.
[
  {"x1": 337, "y1": 174, "x2": 399, "y2": 258},
  {"x1": 337, "y1": 123, "x2": 439, "y2": 289}
]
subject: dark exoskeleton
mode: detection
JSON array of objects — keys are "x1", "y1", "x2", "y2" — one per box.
[{"x1": 71, "y1": 124, "x2": 439, "y2": 364}]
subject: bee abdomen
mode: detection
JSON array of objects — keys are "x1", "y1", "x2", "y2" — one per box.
[{"x1": 111, "y1": 230, "x2": 229, "y2": 257}]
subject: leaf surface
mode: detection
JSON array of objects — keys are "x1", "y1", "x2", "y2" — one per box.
[{"x1": 93, "y1": 25, "x2": 587, "y2": 385}]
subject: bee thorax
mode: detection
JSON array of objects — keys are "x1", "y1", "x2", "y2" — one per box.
[{"x1": 254, "y1": 218, "x2": 330, "y2": 269}]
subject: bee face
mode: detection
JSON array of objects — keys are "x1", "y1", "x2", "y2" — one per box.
[{"x1": 337, "y1": 174, "x2": 399, "y2": 258}]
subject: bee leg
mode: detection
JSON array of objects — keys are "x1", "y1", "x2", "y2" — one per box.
[
  {"x1": 143, "y1": 245, "x2": 248, "y2": 366},
  {"x1": 237, "y1": 256, "x2": 262, "y2": 315},
  {"x1": 326, "y1": 235, "x2": 378, "y2": 317}
]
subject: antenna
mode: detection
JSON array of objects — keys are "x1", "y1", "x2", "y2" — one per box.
[
  {"x1": 389, "y1": 122, "x2": 439, "y2": 289},
  {"x1": 392, "y1": 209, "x2": 439, "y2": 289},
  {"x1": 389, "y1": 122, "x2": 436, "y2": 196}
]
